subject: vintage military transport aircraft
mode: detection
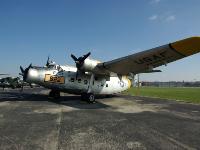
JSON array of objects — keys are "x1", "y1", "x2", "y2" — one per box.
[{"x1": 20, "y1": 37, "x2": 200, "y2": 103}]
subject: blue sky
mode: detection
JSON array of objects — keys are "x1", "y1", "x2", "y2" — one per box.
[{"x1": 0, "y1": 0, "x2": 200, "y2": 81}]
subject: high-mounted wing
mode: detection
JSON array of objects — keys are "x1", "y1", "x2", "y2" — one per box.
[{"x1": 97, "y1": 37, "x2": 200, "y2": 75}]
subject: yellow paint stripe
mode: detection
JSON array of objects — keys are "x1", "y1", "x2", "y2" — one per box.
[
  {"x1": 127, "y1": 78, "x2": 131, "y2": 89},
  {"x1": 123, "y1": 76, "x2": 132, "y2": 88},
  {"x1": 171, "y1": 37, "x2": 200, "y2": 56}
]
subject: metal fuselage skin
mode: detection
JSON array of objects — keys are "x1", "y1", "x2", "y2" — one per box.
[{"x1": 26, "y1": 65, "x2": 131, "y2": 95}]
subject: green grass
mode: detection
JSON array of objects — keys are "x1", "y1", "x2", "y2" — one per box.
[{"x1": 123, "y1": 87, "x2": 200, "y2": 104}]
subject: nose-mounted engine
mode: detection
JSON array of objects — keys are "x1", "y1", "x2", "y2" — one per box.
[{"x1": 20, "y1": 64, "x2": 58, "y2": 88}]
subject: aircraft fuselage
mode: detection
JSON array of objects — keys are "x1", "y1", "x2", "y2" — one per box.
[{"x1": 26, "y1": 66, "x2": 131, "y2": 95}]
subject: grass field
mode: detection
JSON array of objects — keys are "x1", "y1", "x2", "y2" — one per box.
[{"x1": 123, "y1": 87, "x2": 200, "y2": 104}]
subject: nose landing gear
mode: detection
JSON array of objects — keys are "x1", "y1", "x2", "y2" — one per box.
[{"x1": 49, "y1": 90, "x2": 60, "y2": 99}]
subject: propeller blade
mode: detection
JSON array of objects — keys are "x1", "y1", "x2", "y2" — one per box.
[
  {"x1": 28, "y1": 63, "x2": 32, "y2": 69},
  {"x1": 71, "y1": 54, "x2": 78, "y2": 61},
  {"x1": 46, "y1": 56, "x2": 50, "y2": 66},
  {"x1": 82, "y1": 52, "x2": 91, "y2": 60},
  {"x1": 20, "y1": 66, "x2": 25, "y2": 73}
]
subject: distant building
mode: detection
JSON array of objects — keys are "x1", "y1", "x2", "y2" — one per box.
[{"x1": 141, "y1": 81, "x2": 200, "y2": 87}]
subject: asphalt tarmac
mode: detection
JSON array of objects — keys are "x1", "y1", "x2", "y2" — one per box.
[{"x1": 0, "y1": 87, "x2": 200, "y2": 150}]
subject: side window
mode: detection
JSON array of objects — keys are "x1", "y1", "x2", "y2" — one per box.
[
  {"x1": 78, "y1": 79, "x2": 81, "y2": 83},
  {"x1": 84, "y1": 80, "x2": 88, "y2": 85},
  {"x1": 70, "y1": 78, "x2": 74, "y2": 82}
]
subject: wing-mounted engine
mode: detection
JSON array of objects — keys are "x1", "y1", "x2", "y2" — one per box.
[
  {"x1": 71, "y1": 52, "x2": 104, "y2": 75},
  {"x1": 79, "y1": 58, "x2": 100, "y2": 72}
]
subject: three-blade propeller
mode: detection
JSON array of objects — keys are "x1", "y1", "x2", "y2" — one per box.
[
  {"x1": 71, "y1": 52, "x2": 91, "y2": 79},
  {"x1": 71, "y1": 52, "x2": 91, "y2": 69},
  {"x1": 20, "y1": 64, "x2": 32, "y2": 81},
  {"x1": 19, "y1": 64, "x2": 32, "y2": 91}
]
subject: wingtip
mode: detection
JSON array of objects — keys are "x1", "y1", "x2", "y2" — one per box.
[{"x1": 171, "y1": 36, "x2": 200, "y2": 56}]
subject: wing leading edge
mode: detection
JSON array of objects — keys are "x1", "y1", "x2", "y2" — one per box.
[{"x1": 97, "y1": 37, "x2": 200, "y2": 75}]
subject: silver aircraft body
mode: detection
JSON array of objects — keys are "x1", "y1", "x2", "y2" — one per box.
[
  {"x1": 26, "y1": 65, "x2": 131, "y2": 95},
  {"x1": 20, "y1": 37, "x2": 200, "y2": 103}
]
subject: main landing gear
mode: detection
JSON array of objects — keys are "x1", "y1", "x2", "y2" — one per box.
[
  {"x1": 48, "y1": 90, "x2": 95, "y2": 103},
  {"x1": 81, "y1": 93, "x2": 95, "y2": 103},
  {"x1": 49, "y1": 90, "x2": 60, "y2": 99}
]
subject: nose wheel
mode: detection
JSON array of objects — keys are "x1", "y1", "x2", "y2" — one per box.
[
  {"x1": 49, "y1": 90, "x2": 60, "y2": 99},
  {"x1": 81, "y1": 93, "x2": 95, "y2": 103}
]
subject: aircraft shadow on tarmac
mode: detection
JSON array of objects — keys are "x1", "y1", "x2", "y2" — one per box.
[{"x1": 0, "y1": 90, "x2": 113, "y2": 109}]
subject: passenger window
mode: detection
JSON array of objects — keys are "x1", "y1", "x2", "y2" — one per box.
[
  {"x1": 70, "y1": 78, "x2": 74, "y2": 82},
  {"x1": 84, "y1": 80, "x2": 88, "y2": 84},
  {"x1": 78, "y1": 79, "x2": 81, "y2": 83}
]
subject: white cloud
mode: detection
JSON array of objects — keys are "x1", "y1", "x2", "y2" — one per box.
[
  {"x1": 165, "y1": 15, "x2": 176, "y2": 22},
  {"x1": 148, "y1": 14, "x2": 176, "y2": 22},
  {"x1": 149, "y1": 15, "x2": 158, "y2": 21}
]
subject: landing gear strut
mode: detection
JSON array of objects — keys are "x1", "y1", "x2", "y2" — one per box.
[
  {"x1": 49, "y1": 90, "x2": 60, "y2": 99},
  {"x1": 81, "y1": 93, "x2": 95, "y2": 103}
]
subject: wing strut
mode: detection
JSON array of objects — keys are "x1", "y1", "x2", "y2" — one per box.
[{"x1": 87, "y1": 74, "x2": 94, "y2": 93}]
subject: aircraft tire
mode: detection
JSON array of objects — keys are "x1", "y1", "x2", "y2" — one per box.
[
  {"x1": 87, "y1": 93, "x2": 95, "y2": 103},
  {"x1": 49, "y1": 90, "x2": 60, "y2": 99}
]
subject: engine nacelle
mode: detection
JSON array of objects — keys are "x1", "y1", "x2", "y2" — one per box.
[{"x1": 79, "y1": 58, "x2": 100, "y2": 72}]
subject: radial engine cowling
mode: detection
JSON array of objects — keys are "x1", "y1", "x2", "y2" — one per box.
[{"x1": 79, "y1": 58, "x2": 100, "y2": 72}]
